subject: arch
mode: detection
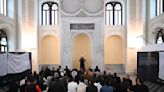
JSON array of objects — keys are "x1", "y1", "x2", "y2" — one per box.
[
  {"x1": 0, "y1": 29, "x2": 7, "y2": 52},
  {"x1": 72, "y1": 33, "x2": 92, "y2": 70},
  {"x1": 0, "y1": 24, "x2": 15, "y2": 52},
  {"x1": 156, "y1": 28, "x2": 164, "y2": 43},
  {"x1": 40, "y1": 35, "x2": 60, "y2": 64},
  {"x1": 105, "y1": 35, "x2": 124, "y2": 64}
]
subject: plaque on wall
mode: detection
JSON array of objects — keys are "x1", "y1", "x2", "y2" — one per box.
[{"x1": 70, "y1": 23, "x2": 95, "y2": 30}]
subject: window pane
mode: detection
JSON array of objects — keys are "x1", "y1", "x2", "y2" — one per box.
[
  {"x1": 43, "y1": 11, "x2": 46, "y2": 25},
  {"x1": 160, "y1": 0, "x2": 163, "y2": 14},
  {"x1": 1, "y1": 46, "x2": 4, "y2": 52},
  {"x1": 115, "y1": 4, "x2": 121, "y2": 10},
  {"x1": 115, "y1": 11, "x2": 118, "y2": 25},
  {"x1": 1, "y1": 37, "x2": 7, "y2": 45},
  {"x1": 157, "y1": 36, "x2": 163, "y2": 44},
  {"x1": 0, "y1": 0, "x2": 7, "y2": 15},
  {"x1": 43, "y1": 4, "x2": 49, "y2": 10},
  {"x1": 5, "y1": 46, "x2": 7, "y2": 52},
  {"x1": 106, "y1": 4, "x2": 113, "y2": 10},
  {"x1": 55, "y1": 10, "x2": 58, "y2": 25},
  {"x1": 157, "y1": 0, "x2": 160, "y2": 15},
  {"x1": 4, "y1": 0, "x2": 6, "y2": 15},
  {"x1": 42, "y1": 3, "x2": 49, "y2": 25},
  {"x1": 0, "y1": 0, "x2": 4, "y2": 14},
  {"x1": 114, "y1": 3, "x2": 121, "y2": 25},
  {"x1": 109, "y1": 11, "x2": 113, "y2": 25},
  {"x1": 119, "y1": 11, "x2": 121, "y2": 25},
  {"x1": 52, "y1": 4, "x2": 58, "y2": 10},
  {"x1": 156, "y1": 0, "x2": 164, "y2": 15},
  {"x1": 52, "y1": 11, "x2": 55, "y2": 25},
  {"x1": 47, "y1": 11, "x2": 50, "y2": 25}
]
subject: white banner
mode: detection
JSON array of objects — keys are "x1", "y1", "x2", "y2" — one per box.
[
  {"x1": 159, "y1": 52, "x2": 164, "y2": 80},
  {"x1": 0, "y1": 53, "x2": 7, "y2": 76},
  {"x1": 7, "y1": 53, "x2": 31, "y2": 74}
]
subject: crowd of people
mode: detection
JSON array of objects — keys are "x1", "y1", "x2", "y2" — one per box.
[{"x1": 7, "y1": 65, "x2": 149, "y2": 92}]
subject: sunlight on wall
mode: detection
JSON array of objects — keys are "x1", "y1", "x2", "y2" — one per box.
[
  {"x1": 40, "y1": 35, "x2": 60, "y2": 64},
  {"x1": 105, "y1": 35, "x2": 124, "y2": 64},
  {"x1": 127, "y1": 48, "x2": 137, "y2": 73},
  {"x1": 21, "y1": 25, "x2": 37, "y2": 50},
  {"x1": 128, "y1": 37, "x2": 143, "y2": 49},
  {"x1": 73, "y1": 33, "x2": 91, "y2": 70}
]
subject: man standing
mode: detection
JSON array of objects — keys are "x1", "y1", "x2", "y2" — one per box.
[{"x1": 79, "y1": 55, "x2": 86, "y2": 71}]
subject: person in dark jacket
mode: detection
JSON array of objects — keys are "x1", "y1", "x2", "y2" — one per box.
[
  {"x1": 127, "y1": 78, "x2": 148, "y2": 92},
  {"x1": 86, "y1": 79, "x2": 98, "y2": 92},
  {"x1": 48, "y1": 77, "x2": 66, "y2": 92},
  {"x1": 8, "y1": 80, "x2": 19, "y2": 92}
]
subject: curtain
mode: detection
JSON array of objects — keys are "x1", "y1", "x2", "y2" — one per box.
[
  {"x1": 159, "y1": 52, "x2": 164, "y2": 80},
  {"x1": 0, "y1": 53, "x2": 7, "y2": 76},
  {"x1": 7, "y1": 53, "x2": 31, "y2": 74}
]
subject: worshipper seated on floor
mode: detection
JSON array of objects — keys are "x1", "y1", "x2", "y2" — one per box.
[{"x1": 127, "y1": 78, "x2": 149, "y2": 92}]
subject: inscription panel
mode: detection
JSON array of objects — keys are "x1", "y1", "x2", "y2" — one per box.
[{"x1": 70, "y1": 23, "x2": 95, "y2": 30}]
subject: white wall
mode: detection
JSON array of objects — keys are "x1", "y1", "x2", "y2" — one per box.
[
  {"x1": 148, "y1": 13, "x2": 164, "y2": 44},
  {"x1": 0, "y1": 15, "x2": 16, "y2": 51},
  {"x1": 141, "y1": 43, "x2": 164, "y2": 52},
  {"x1": 61, "y1": 17, "x2": 104, "y2": 70}
]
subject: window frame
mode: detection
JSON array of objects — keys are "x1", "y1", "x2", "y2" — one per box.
[
  {"x1": 41, "y1": 2, "x2": 58, "y2": 25},
  {"x1": 105, "y1": 2, "x2": 122, "y2": 26}
]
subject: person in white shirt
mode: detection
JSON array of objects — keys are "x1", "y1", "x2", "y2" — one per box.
[
  {"x1": 77, "y1": 77, "x2": 86, "y2": 92},
  {"x1": 94, "y1": 77, "x2": 102, "y2": 92},
  {"x1": 71, "y1": 69, "x2": 77, "y2": 79},
  {"x1": 67, "y1": 77, "x2": 78, "y2": 92}
]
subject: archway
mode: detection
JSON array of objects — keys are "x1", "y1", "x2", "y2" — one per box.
[
  {"x1": 105, "y1": 35, "x2": 124, "y2": 64},
  {"x1": 40, "y1": 35, "x2": 60, "y2": 64},
  {"x1": 73, "y1": 33, "x2": 92, "y2": 70}
]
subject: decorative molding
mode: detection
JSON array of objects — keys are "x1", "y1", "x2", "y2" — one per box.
[
  {"x1": 104, "y1": 64, "x2": 125, "y2": 74},
  {"x1": 39, "y1": 25, "x2": 60, "y2": 40},
  {"x1": 105, "y1": 25, "x2": 126, "y2": 39},
  {"x1": 148, "y1": 14, "x2": 164, "y2": 44},
  {"x1": 60, "y1": 0, "x2": 82, "y2": 15},
  {"x1": 83, "y1": 0, "x2": 104, "y2": 15},
  {"x1": 60, "y1": 0, "x2": 104, "y2": 16}
]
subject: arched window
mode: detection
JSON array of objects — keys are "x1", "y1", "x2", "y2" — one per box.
[
  {"x1": 0, "y1": 30, "x2": 8, "y2": 52},
  {"x1": 42, "y1": 2, "x2": 58, "y2": 25},
  {"x1": 156, "y1": 0, "x2": 164, "y2": 15},
  {"x1": 0, "y1": 0, "x2": 7, "y2": 15},
  {"x1": 156, "y1": 29, "x2": 164, "y2": 44},
  {"x1": 106, "y1": 2, "x2": 122, "y2": 25}
]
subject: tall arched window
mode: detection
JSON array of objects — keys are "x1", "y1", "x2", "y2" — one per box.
[
  {"x1": 0, "y1": 30, "x2": 8, "y2": 52},
  {"x1": 156, "y1": 29, "x2": 164, "y2": 44},
  {"x1": 42, "y1": 2, "x2": 58, "y2": 25},
  {"x1": 156, "y1": 0, "x2": 164, "y2": 15},
  {"x1": 106, "y1": 2, "x2": 122, "y2": 25},
  {"x1": 0, "y1": 0, "x2": 7, "y2": 15}
]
